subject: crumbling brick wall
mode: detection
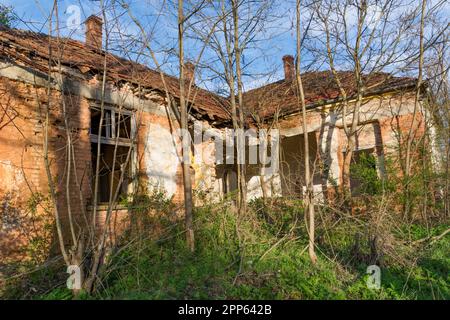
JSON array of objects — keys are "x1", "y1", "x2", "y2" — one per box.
[
  {"x1": 0, "y1": 73, "x2": 193, "y2": 263},
  {"x1": 265, "y1": 91, "x2": 428, "y2": 199},
  {"x1": 0, "y1": 77, "x2": 92, "y2": 263},
  {"x1": 0, "y1": 63, "x2": 430, "y2": 264}
]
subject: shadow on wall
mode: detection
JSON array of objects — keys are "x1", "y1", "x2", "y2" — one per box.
[
  {"x1": 0, "y1": 74, "x2": 91, "y2": 267},
  {"x1": 0, "y1": 191, "x2": 54, "y2": 265}
]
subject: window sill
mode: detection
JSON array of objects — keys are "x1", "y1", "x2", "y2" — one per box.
[{"x1": 87, "y1": 203, "x2": 129, "y2": 212}]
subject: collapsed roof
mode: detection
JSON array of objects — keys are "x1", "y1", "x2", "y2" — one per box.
[
  {"x1": 243, "y1": 70, "x2": 417, "y2": 122},
  {"x1": 0, "y1": 27, "x2": 231, "y2": 123},
  {"x1": 0, "y1": 27, "x2": 418, "y2": 127}
]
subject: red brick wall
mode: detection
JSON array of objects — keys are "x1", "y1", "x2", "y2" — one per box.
[
  {"x1": 0, "y1": 77, "x2": 92, "y2": 262},
  {"x1": 0, "y1": 77, "x2": 187, "y2": 263}
]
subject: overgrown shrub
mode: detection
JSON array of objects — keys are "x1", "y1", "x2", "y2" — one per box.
[{"x1": 2, "y1": 188, "x2": 448, "y2": 300}]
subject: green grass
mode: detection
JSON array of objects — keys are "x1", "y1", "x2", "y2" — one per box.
[
  {"x1": 3, "y1": 198, "x2": 449, "y2": 300},
  {"x1": 87, "y1": 202, "x2": 449, "y2": 300}
]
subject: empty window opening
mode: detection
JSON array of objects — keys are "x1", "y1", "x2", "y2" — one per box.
[
  {"x1": 90, "y1": 106, "x2": 132, "y2": 142},
  {"x1": 91, "y1": 144, "x2": 132, "y2": 203},
  {"x1": 349, "y1": 148, "x2": 381, "y2": 196},
  {"x1": 223, "y1": 168, "x2": 238, "y2": 194}
]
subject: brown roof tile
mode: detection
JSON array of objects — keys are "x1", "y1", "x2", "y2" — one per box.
[
  {"x1": 242, "y1": 70, "x2": 417, "y2": 121},
  {"x1": 0, "y1": 28, "x2": 417, "y2": 126},
  {"x1": 0, "y1": 27, "x2": 231, "y2": 122}
]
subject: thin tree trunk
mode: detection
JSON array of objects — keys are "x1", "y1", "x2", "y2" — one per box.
[
  {"x1": 342, "y1": 94, "x2": 362, "y2": 198},
  {"x1": 43, "y1": 0, "x2": 70, "y2": 267},
  {"x1": 296, "y1": 0, "x2": 317, "y2": 264},
  {"x1": 404, "y1": 0, "x2": 426, "y2": 219},
  {"x1": 232, "y1": 0, "x2": 247, "y2": 214},
  {"x1": 178, "y1": 0, "x2": 195, "y2": 252},
  {"x1": 222, "y1": 0, "x2": 241, "y2": 207},
  {"x1": 342, "y1": 3, "x2": 366, "y2": 199}
]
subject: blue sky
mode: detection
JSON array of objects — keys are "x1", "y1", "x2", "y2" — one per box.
[
  {"x1": 2, "y1": 0, "x2": 449, "y2": 94},
  {"x1": 2, "y1": 0, "x2": 296, "y2": 92},
  {"x1": 0, "y1": 0, "x2": 295, "y2": 90}
]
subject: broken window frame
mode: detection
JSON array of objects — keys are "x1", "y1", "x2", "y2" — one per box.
[
  {"x1": 89, "y1": 103, "x2": 137, "y2": 204},
  {"x1": 89, "y1": 103, "x2": 135, "y2": 147}
]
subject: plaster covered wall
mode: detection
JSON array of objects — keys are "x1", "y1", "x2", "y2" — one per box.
[
  {"x1": 247, "y1": 172, "x2": 282, "y2": 200},
  {"x1": 318, "y1": 119, "x2": 340, "y2": 186},
  {"x1": 144, "y1": 122, "x2": 181, "y2": 198}
]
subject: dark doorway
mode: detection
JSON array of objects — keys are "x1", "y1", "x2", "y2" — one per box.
[{"x1": 280, "y1": 132, "x2": 320, "y2": 197}]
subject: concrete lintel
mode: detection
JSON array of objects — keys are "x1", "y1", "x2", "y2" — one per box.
[{"x1": 280, "y1": 126, "x2": 318, "y2": 137}]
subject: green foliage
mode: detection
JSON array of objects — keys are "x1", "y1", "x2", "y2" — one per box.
[
  {"x1": 38, "y1": 288, "x2": 73, "y2": 300},
  {"x1": 350, "y1": 152, "x2": 383, "y2": 195},
  {"x1": 249, "y1": 197, "x2": 304, "y2": 236},
  {"x1": 1, "y1": 261, "x2": 66, "y2": 299},
  {"x1": 0, "y1": 5, "x2": 15, "y2": 28},
  {"x1": 93, "y1": 201, "x2": 349, "y2": 300},
  {"x1": 128, "y1": 188, "x2": 176, "y2": 213},
  {"x1": 24, "y1": 192, "x2": 54, "y2": 264},
  {"x1": 4, "y1": 192, "x2": 448, "y2": 300},
  {"x1": 41, "y1": 200, "x2": 445, "y2": 300}
]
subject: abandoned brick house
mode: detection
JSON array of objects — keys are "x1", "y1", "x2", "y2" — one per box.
[{"x1": 0, "y1": 16, "x2": 433, "y2": 262}]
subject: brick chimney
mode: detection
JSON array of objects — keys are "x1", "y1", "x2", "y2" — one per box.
[
  {"x1": 282, "y1": 55, "x2": 295, "y2": 81},
  {"x1": 85, "y1": 15, "x2": 103, "y2": 50},
  {"x1": 184, "y1": 62, "x2": 195, "y2": 85}
]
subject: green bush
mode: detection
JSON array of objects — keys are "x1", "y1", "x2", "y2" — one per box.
[
  {"x1": 86, "y1": 201, "x2": 449, "y2": 300},
  {"x1": 5, "y1": 195, "x2": 447, "y2": 300}
]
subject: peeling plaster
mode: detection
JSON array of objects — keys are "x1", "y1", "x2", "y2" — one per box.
[
  {"x1": 319, "y1": 125, "x2": 340, "y2": 185},
  {"x1": 247, "y1": 172, "x2": 282, "y2": 200},
  {"x1": 0, "y1": 160, "x2": 25, "y2": 193},
  {"x1": 144, "y1": 124, "x2": 180, "y2": 197}
]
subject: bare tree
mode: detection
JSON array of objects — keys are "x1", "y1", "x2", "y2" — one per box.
[
  {"x1": 178, "y1": 0, "x2": 195, "y2": 252},
  {"x1": 190, "y1": 0, "x2": 277, "y2": 212},
  {"x1": 123, "y1": 0, "x2": 223, "y2": 252},
  {"x1": 425, "y1": 28, "x2": 449, "y2": 218},
  {"x1": 310, "y1": 0, "x2": 427, "y2": 200},
  {"x1": 231, "y1": 0, "x2": 247, "y2": 213},
  {"x1": 37, "y1": 0, "x2": 149, "y2": 293},
  {"x1": 295, "y1": 0, "x2": 317, "y2": 263},
  {"x1": 403, "y1": 0, "x2": 426, "y2": 219}
]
